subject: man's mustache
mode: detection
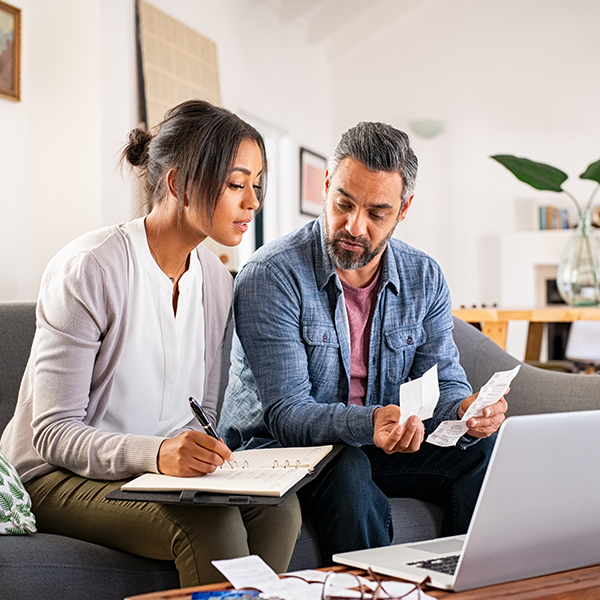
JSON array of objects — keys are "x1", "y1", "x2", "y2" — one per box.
[{"x1": 332, "y1": 232, "x2": 369, "y2": 249}]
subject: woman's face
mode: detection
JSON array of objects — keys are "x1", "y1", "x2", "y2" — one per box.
[{"x1": 196, "y1": 139, "x2": 263, "y2": 247}]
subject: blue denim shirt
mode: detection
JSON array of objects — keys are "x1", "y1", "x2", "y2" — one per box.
[{"x1": 218, "y1": 217, "x2": 473, "y2": 450}]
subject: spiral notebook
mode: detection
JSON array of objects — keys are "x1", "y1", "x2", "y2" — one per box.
[{"x1": 108, "y1": 445, "x2": 339, "y2": 506}]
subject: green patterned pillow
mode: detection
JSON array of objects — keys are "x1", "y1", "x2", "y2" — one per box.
[{"x1": 0, "y1": 449, "x2": 36, "y2": 534}]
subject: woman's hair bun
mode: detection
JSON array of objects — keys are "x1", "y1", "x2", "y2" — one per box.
[{"x1": 124, "y1": 127, "x2": 152, "y2": 167}]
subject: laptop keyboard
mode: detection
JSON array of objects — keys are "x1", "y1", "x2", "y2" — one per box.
[{"x1": 408, "y1": 554, "x2": 460, "y2": 575}]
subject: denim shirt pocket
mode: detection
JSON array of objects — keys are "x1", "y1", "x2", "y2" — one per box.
[
  {"x1": 302, "y1": 323, "x2": 341, "y2": 384},
  {"x1": 384, "y1": 326, "x2": 425, "y2": 384}
]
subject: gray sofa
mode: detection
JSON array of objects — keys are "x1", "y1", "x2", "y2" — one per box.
[{"x1": 2, "y1": 301, "x2": 600, "y2": 599}]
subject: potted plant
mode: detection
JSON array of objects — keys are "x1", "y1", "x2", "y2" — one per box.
[{"x1": 491, "y1": 155, "x2": 600, "y2": 306}]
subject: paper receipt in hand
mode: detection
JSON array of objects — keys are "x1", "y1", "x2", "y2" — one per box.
[
  {"x1": 399, "y1": 364, "x2": 440, "y2": 426},
  {"x1": 426, "y1": 365, "x2": 521, "y2": 447}
]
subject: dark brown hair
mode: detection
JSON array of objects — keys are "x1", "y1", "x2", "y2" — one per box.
[{"x1": 122, "y1": 100, "x2": 267, "y2": 220}]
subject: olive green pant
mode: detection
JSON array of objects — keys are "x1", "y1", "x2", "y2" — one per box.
[{"x1": 26, "y1": 469, "x2": 302, "y2": 587}]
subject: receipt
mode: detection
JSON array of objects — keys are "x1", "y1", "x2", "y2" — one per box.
[
  {"x1": 426, "y1": 420, "x2": 470, "y2": 447},
  {"x1": 426, "y1": 365, "x2": 520, "y2": 447},
  {"x1": 399, "y1": 364, "x2": 439, "y2": 425},
  {"x1": 212, "y1": 555, "x2": 280, "y2": 592},
  {"x1": 462, "y1": 365, "x2": 520, "y2": 421}
]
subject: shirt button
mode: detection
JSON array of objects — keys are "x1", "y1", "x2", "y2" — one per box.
[
  {"x1": 407, "y1": 337, "x2": 413, "y2": 345},
  {"x1": 323, "y1": 334, "x2": 328, "y2": 342}
]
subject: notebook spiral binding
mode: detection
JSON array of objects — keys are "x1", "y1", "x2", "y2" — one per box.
[
  {"x1": 273, "y1": 459, "x2": 303, "y2": 469},
  {"x1": 221, "y1": 459, "x2": 311, "y2": 471}
]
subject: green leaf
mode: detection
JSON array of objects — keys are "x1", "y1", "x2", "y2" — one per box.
[
  {"x1": 0, "y1": 492, "x2": 14, "y2": 512},
  {"x1": 5, "y1": 527, "x2": 27, "y2": 535},
  {"x1": 491, "y1": 155, "x2": 568, "y2": 192},
  {"x1": 580, "y1": 159, "x2": 600, "y2": 184},
  {"x1": 0, "y1": 461, "x2": 10, "y2": 477},
  {"x1": 8, "y1": 482, "x2": 24, "y2": 501}
]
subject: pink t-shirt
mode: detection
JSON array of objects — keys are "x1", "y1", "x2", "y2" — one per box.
[{"x1": 340, "y1": 270, "x2": 381, "y2": 406}]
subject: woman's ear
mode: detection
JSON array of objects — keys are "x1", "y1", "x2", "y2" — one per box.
[{"x1": 166, "y1": 168, "x2": 185, "y2": 204}]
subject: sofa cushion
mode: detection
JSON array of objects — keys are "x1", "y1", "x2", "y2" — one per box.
[
  {"x1": 390, "y1": 498, "x2": 443, "y2": 544},
  {"x1": 0, "y1": 449, "x2": 36, "y2": 535},
  {"x1": 0, "y1": 532, "x2": 180, "y2": 600}
]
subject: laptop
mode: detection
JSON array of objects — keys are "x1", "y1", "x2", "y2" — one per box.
[{"x1": 333, "y1": 410, "x2": 600, "y2": 591}]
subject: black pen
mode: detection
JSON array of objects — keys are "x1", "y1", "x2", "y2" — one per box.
[
  {"x1": 189, "y1": 397, "x2": 233, "y2": 467},
  {"x1": 189, "y1": 396, "x2": 219, "y2": 439}
]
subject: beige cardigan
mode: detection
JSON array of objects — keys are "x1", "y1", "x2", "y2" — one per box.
[{"x1": 0, "y1": 224, "x2": 232, "y2": 483}]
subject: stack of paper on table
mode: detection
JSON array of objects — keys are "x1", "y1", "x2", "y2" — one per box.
[
  {"x1": 211, "y1": 555, "x2": 437, "y2": 600},
  {"x1": 121, "y1": 445, "x2": 333, "y2": 497}
]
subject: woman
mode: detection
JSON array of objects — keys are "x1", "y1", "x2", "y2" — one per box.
[{"x1": 0, "y1": 100, "x2": 301, "y2": 586}]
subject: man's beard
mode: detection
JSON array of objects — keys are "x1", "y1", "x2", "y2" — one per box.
[{"x1": 323, "y1": 211, "x2": 397, "y2": 271}]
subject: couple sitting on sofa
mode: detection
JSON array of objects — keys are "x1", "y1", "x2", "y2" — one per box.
[{"x1": 0, "y1": 99, "x2": 507, "y2": 588}]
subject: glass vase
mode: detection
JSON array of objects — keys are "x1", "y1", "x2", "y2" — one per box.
[{"x1": 556, "y1": 209, "x2": 600, "y2": 306}]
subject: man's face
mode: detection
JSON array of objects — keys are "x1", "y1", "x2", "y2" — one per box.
[{"x1": 323, "y1": 157, "x2": 412, "y2": 272}]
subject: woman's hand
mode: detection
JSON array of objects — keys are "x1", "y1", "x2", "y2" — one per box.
[{"x1": 157, "y1": 430, "x2": 234, "y2": 477}]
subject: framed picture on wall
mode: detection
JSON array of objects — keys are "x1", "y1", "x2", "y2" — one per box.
[
  {"x1": 300, "y1": 147, "x2": 327, "y2": 217},
  {"x1": 0, "y1": 0, "x2": 20, "y2": 101}
]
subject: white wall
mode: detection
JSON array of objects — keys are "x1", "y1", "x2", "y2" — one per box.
[
  {"x1": 330, "y1": 0, "x2": 600, "y2": 308},
  {"x1": 0, "y1": 0, "x2": 29, "y2": 300},
  {"x1": 0, "y1": 0, "x2": 110, "y2": 300},
  {"x1": 0, "y1": 0, "x2": 332, "y2": 301}
]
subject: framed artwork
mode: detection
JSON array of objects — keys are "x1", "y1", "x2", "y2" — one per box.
[
  {"x1": 300, "y1": 147, "x2": 327, "y2": 217},
  {"x1": 136, "y1": 0, "x2": 221, "y2": 128},
  {"x1": 0, "y1": 0, "x2": 20, "y2": 101}
]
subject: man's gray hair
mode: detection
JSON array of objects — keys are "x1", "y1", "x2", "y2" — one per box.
[{"x1": 328, "y1": 122, "x2": 418, "y2": 204}]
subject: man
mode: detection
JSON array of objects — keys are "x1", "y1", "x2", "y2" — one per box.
[{"x1": 218, "y1": 122, "x2": 507, "y2": 564}]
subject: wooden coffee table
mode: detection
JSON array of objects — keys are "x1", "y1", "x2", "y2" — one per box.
[{"x1": 125, "y1": 563, "x2": 600, "y2": 600}]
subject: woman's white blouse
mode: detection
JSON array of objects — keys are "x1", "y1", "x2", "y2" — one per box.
[{"x1": 99, "y1": 217, "x2": 205, "y2": 437}]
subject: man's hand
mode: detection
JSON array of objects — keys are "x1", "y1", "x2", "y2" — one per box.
[
  {"x1": 157, "y1": 430, "x2": 234, "y2": 477},
  {"x1": 457, "y1": 390, "x2": 509, "y2": 438},
  {"x1": 373, "y1": 405, "x2": 424, "y2": 454}
]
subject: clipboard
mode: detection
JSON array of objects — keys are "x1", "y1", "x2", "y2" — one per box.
[{"x1": 105, "y1": 444, "x2": 342, "y2": 507}]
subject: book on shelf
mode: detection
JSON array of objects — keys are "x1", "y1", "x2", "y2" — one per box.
[
  {"x1": 538, "y1": 205, "x2": 569, "y2": 230},
  {"x1": 121, "y1": 445, "x2": 335, "y2": 498}
]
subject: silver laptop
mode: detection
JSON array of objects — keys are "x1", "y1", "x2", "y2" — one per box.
[{"x1": 333, "y1": 410, "x2": 600, "y2": 591}]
